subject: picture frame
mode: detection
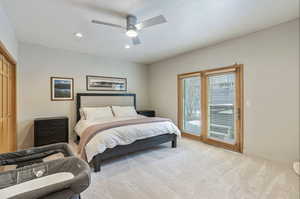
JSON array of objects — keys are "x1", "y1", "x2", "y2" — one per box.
[
  {"x1": 86, "y1": 75, "x2": 127, "y2": 91},
  {"x1": 50, "y1": 77, "x2": 74, "y2": 101}
]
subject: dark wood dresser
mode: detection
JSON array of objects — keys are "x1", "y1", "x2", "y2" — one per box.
[
  {"x1": 137, "y1": 110, "x2": 155, "y2": 117},
  {"x1": 34, "y1": 116, "x2": 69, "y2": 147}
]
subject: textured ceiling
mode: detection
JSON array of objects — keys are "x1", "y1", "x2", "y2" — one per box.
[{"x1": 2, "y1": 0, "x2": 299, "y2": 64}]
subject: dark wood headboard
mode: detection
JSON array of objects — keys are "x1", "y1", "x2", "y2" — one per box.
[{"x1": 76, "y1": 93, "x2": 136, "y2": 122}]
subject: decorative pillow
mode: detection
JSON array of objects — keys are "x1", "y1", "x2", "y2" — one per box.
[
  {"x1": 111, "y1": 106, "x2": 138, "y2": 117},
  {"x1": 82, "y1": 107, "x2": 114, "y2": 121}
]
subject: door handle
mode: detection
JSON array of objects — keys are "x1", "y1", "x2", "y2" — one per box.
[{"x1": 237, "y1": 108, "x2": 241, "y2": 120}]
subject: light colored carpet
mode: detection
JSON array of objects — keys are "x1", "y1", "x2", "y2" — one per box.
[{"x1": 78, "y1": 138, "x2": 299, "y2": 199}]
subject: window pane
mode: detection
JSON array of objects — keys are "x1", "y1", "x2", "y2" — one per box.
[
  {"x1": 182, "y1": 76, "x2": 201, "y2": 135},
  {"x1": 207, "y1": 73, "x2": 236, "y2": 144}
]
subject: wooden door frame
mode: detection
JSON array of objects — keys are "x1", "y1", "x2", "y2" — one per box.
[
  {"x1": 177, "y1": 64, "x2": 244, "y2": 153},
  {"x1": 0, "y1": 41, "x2": 17, "y2": 66},
  {"x1": 0, "y1": 41, "x2": 17, "y2": 152}
]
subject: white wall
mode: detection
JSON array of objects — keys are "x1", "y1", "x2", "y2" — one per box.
[
  {"x1": 18, "y1": 42, "x2": 150, "y2": 149},
  {"x1": 148, "y1": 19, "x2": 299, "y2": 165},
  {"x1": 0, "y1": 1, "x2": 18, "y2": 60}
]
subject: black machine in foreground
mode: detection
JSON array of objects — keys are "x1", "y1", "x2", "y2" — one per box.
[{"x1": 0, "y1": 143, "x2": 90, "y2": 199}]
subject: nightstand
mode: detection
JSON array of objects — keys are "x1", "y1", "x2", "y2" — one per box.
[
  {"x1": 34, "y1": 116, "x2": 69, "y2": 147},
  {"x1": 137, "y1": 110, "x2": 155, "y2": 117}
]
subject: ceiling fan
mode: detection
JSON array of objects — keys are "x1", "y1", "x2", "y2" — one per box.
[{"x1": 92, "y1": 14, "x2": 167, "y2": 45}]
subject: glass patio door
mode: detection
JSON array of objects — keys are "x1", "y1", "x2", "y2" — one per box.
[
  {"x1": 178, "y1": 73, "x2": 202, "y2": 138},
  {"x1": 203, "y1": 67, "x2": 243, "y2": 151},
  {"x1": 178, "y1": 65, "x2": 243, "y2": 152},
  {"x1": 207, "y1": 72, "x2": 236, "y2": 144}
]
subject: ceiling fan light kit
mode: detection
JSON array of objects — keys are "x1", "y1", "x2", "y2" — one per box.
[
  {"x1": 126, "y1": 15, "x2": 138, "y2": 38},
  {"x1": 92, "y1": 14, "x2": 167, "y2": 46},
  {"x1": 126, "y1": 29, "x2": 138, "y2": 37}
]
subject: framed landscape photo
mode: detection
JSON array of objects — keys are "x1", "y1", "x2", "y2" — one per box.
[
  {"x1": 51, "y1": 77, "x2": 74, "y2": 101},
  {"x1": 86, "y1": 75, "x2": 127, "y2": 91}
]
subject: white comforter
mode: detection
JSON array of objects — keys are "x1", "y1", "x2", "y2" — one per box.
[{"x1": 74, "y1": 115, "x2": 181, "y2": 162}]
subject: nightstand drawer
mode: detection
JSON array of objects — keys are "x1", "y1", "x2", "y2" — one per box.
[
  {"x1": 37, "y1": 127, "x2": 66, "y2": 135},
  {"x1": 36, "y1": 133, "x2": 67, "y2": 146},
  {"x1": 137, "y1": 110, "x2": 155, "y2": 117}
]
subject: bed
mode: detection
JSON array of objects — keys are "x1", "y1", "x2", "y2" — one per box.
[{"x1": 75, "y1": 93, "x2": 180, "y2": 172}]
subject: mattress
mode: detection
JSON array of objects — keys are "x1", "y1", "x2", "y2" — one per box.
[{"x1": 74, "y1": 115, "x2": 181, "y2": 162}]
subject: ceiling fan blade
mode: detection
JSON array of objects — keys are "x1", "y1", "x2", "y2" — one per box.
[
  {"x1": 132, "y1": 37, "x2": 141, "y2": 45},
  {"x1": 92, "y1": 20, "x2": 125, "y2": 29},
  {"x1": 135, "y1": 15, "x2": 167, "y2": 30}
]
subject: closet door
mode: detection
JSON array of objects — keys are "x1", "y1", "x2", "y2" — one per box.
[
  {"x1": 0, "y1": 55, "x2": 3, "y2": 153},
  {"x1": 2, "y1": 57, "x2": 9, "y2": 153},
  {"x1": 0, "y1": 53, "x2": 16, "y2": 153},
  {"x1": 8, "y1": 60, "x2": 16, "y2": 152}
]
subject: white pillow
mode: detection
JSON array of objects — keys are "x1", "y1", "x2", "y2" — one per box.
[
  {"x1": 79, "y1": 108, "x2": 86, "y2": 120},
  {"x1": 112, "y1": 106, "x2": 137, "y2": 117},
  {"x1": 82, "y1": 107, "x2": 114, "y2": 121}
]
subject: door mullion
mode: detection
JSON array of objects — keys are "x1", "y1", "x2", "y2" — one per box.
[{"x1": 201, "y1": 73, "x2": 207, "y2": 141}]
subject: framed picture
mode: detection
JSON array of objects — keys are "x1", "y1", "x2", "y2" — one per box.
[
  {"x1": 86, "y1": 75, "x2": 127, "y2": 91},
  {"x1": 51, "y1": 77, "x2": 74, "y2": 101}
]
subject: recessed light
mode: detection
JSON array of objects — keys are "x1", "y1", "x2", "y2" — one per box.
[
  {"x1": 125, "y1": 45, "x2": 130, "y2": 49},
  {"x1": 74, "y1": 32, "x2": 83, "y2": 38}
]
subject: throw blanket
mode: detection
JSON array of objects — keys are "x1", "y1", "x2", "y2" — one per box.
[{"x1": 78, "y1": 117, "x2": 172, "y2": 161}]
